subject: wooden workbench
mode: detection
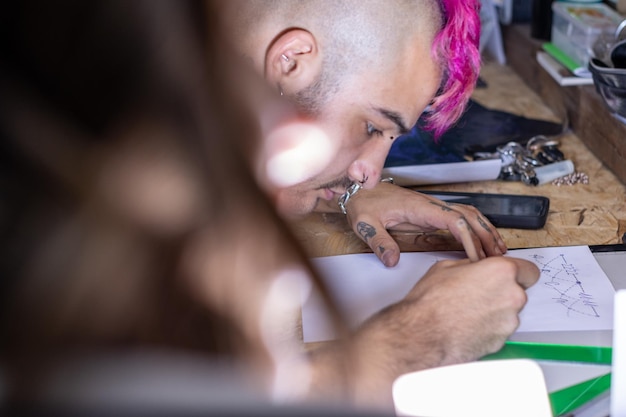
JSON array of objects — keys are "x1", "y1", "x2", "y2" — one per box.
[{"x1": 290, "y1": 60, "x2": 626, "y2": 258}]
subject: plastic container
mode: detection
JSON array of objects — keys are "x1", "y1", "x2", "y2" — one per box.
[{"x1": 551, "y1": 2, "x2": 624, "y2": 67}]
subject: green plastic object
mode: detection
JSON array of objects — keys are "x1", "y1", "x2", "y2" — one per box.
[
  {"x1": 482, "y1": 341, "x2": 613, "y2": 416},
  {"x1": 483, "y1": 340, "x2": 612, "y2": 364},
  {"x1": 543, "y1": 42, "x2": 582, "y2": 73},
  {"x1": 549, "y1": 373, "x2": 611, "y2": 416}
]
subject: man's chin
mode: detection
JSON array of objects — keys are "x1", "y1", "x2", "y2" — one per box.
[{"x1": 274, "y1": 192, "x2": 319, "y2": 219}]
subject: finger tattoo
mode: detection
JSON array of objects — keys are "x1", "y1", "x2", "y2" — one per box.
[
  {"x1": 430, "y1": 201, "x2": 453, "y2": 212},
  {"x1": 357, "y1": 221, "x2": 376, "y2": 242},
  {"x1": 477, "y1": 215, "x2": 491, "y2": 232}
]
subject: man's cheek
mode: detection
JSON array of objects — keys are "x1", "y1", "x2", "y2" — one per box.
[{"x1": 274, "y1": 189, "x2": 316, "y2": 218}]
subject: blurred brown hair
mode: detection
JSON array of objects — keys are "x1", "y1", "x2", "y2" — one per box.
[{"x1": 0, "y1": 0, "x2": 332, "y2": 401}]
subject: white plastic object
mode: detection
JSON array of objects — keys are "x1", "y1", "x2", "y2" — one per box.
[
  {"x1": 611, "y1": 290, "x2": 626, "y2": 417},
  {"x1": 535, "y1": 159, "x2": 575, "y2": 185},
  {"x1": 392, "y1": 359, "x2": 553, "y2": 417}
]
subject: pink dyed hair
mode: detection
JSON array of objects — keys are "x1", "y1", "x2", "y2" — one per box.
[{"x1": 424, "y1": 0, "x2": 481, "y2": 139}]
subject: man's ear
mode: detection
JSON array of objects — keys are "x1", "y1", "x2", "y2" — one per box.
[{"x1": 265, "y1": 29, "x2": 321, "y2": 96}]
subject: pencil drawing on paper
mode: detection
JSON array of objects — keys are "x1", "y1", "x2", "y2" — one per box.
[{"x1": 529, "y1": 252, "x2": 600, "y2": 319}]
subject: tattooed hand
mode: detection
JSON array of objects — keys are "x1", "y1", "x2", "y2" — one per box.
[{"x1": 345, "y1": 182, "x2": 507, "y2": 266}]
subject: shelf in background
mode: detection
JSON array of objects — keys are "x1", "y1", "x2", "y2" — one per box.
[{"x1": 502, "y1": 24, "x2": 626, "y2": 186}]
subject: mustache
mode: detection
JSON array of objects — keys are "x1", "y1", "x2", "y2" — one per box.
[{"x1": 317, "y1": 177, "x2": 354, "y2": 191}]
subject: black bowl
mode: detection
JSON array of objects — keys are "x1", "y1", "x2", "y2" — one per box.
[
  {"x1": 589, "y1": 58, "x2": 626, "y2": 89},
  {"x1": 589, "y1": 76, "x2": 626, "y2": 117},
  {"x1": 589, "y1": 43, "x2": 626, "y2": 117}
]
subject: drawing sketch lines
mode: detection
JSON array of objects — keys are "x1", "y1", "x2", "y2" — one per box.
[{"x1": 529, "y1": 252, "x2": 600, "y2": 319}]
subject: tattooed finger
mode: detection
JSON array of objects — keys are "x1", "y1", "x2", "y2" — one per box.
[{"x1": 357, "y1": 221, "x2": 376, "y2": 242}]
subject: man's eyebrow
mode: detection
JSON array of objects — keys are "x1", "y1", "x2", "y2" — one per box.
[{"x1": 375, "y1": 107, "x2": 410, "y2": 135}]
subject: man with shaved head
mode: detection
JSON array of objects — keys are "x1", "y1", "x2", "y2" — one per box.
[
  {"x1": 214, "y1": 0, "x2": 539, "y2": 409},
  {"x1": 218, "y1": 0, "x2": 508, "y2": 267}
]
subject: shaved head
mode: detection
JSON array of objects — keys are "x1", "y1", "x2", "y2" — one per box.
[{"x1": 223, "y1": 0, "x2": 444, "y2": 114}]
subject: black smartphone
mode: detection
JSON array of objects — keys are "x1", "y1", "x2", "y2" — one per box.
[{"x1": 414, "y1": 190, "x2": 550, "y2": 229}]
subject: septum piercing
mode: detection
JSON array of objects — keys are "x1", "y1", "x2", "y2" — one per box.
[{"x1": 338, "y1": 177, "x2": 394, "y2": 215}]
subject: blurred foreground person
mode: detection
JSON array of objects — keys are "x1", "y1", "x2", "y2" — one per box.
[{"x1": 0, "y1": 0, "x2": 539, "y2": 414}]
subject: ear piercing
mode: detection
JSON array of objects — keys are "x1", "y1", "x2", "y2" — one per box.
[
  {"x1": 359, "y1": 174, "x2": 368, "y2": 184},
  {"x1": 277, "y1": 54, "x2": 289, "y2": 96}
]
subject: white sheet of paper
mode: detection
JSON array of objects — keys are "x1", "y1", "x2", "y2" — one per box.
[{"x1": 301, "y1": 246, "x2": 616, "y2": 343}]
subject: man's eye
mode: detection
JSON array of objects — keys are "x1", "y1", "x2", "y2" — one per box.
[{"x1": 366, "y1": 122, "x2": 383, "y2": 137}]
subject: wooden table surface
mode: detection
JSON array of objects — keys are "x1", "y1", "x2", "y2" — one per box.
[{"x1": 290, "y1": 61, "x2": 626, "y2": 258}]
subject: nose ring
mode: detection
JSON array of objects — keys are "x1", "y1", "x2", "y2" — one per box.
[{"x1": 338, "y1": 177, "x2": 394, "y2": 215}]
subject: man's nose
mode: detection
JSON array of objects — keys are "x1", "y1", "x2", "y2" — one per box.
[{"x1": 347, "y1": 138, "x2": 393, "y2": 189}]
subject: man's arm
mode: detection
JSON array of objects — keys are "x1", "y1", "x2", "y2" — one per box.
[{"x1": 304, "y1": 256, "x2": 540, "y2": 410}]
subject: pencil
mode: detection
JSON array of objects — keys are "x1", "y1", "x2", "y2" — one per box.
[{"x1": 457, "y1": 218, "x2": 480, "y2": 262}]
